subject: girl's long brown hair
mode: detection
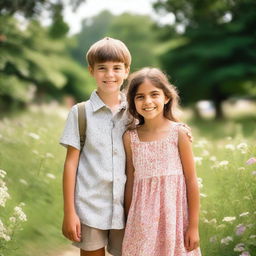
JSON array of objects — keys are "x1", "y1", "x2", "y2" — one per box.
[{"x1": 126, "y1": 67, "x2": 180, "y2": 126}]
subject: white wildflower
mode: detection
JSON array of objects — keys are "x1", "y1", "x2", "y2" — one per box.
[
  {"x1": 209, "y1": 235, "x2": 217, "y2": 243},
  {"x1": 225, "y1": 144, "x2": 235, "y2": 150},
  {"x1": 221, "y1": 236, "x2": 233, "y2": 245},
  {"x1": 28, "y1": 132, "x2": 40, "y2": 140},
  {"x1": 0, "y1": 169, "x2": 7, "y2": 178},
  {"x1": 219, "y1": 160, "x2": 229, "y2": 167},
  {"x1": 19, "y1": 179, "x2": 28, "y2": 186},
  {"x1": 0, "y1": 181, "x2": 10, "y2": 207},
  {"x1": 200, "y1": 193, "x2": 207, "y2": 198},
  {"x1": 240, "y1": 212, "x2": 249, "y2": 217},
  {"x1": 46, "y1": 173, "x2": 56, "y2": 179},
  {"x1": 9, "y1": 217, "x2": 16, "y2": 223},
  {"x1": 197, "y1": 177, "x2": 203, "y2": 188},
  {"x1": 201, "y1": 150, "x2": 209, "y2": 156},
  {"x1": 222, "y1": 216, "x2": 236, "y2": 222},
  {"x1": 194, "y1": 157, "x2": 203, "y2": 165},
  {"x1": 210, "y1": 156, "x2": 217, "y2": 162},
  {"x1": 234, "y1": 243, "x2": 245, "y2": 252},
  {"x1": 240, "y1": 252, "x2": 250, "y2": 256},
  {"x1": 237, "y1": 142, "x2": 248, "y2": 154},
  {"x1": 14, "y1": 206, "x2": 27, "y2": 222},
  {"x1": 0, "y1": 219, "x2": 10, "y2": 241},
  {"x1": 249, "y1": 235, "x2": 256, "y2": 239},
  {"x1": 45, "y1": 153, "x2": 54, "y2": 158},
  {"x1": 32, "y1": 150, "x2": 39, "y2": 155}
]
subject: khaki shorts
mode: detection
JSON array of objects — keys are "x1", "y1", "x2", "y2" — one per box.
[{"x1": 73, "y1": 224, "x2": 124, "y2": 256}]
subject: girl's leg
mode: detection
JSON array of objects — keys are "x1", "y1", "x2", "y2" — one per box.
[{"x1": 80, "y1": 248, "x2": 105, "y2": 256}]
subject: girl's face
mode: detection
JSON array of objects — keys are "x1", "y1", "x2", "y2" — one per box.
[{"x1": 134, "y1": 79, "x2": 169, "y2": 121}]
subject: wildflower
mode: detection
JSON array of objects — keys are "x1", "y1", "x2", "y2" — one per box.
[
  {"x1": 0, "y1": 181, "x2": 10, "y2": 207},
  {"x1": 219, "y1": 160, "x2": 229, "y2": 167},
  {"x1": 234, "y1": 243, "x2": 245, "y2": 252},
  {"x1": 209, "y1": 218, "x2": 217, "y2": 224},
  {"x1": 225, "y1": 144, "x2": 235, "y2": 150},
  {"x1": 0, "y1": 219, "x2": 10, "y2": 241},
  {"x1": 240, "y1": 212, "x2": 249, "y2": 217},
  {"x1": 236, "y1": 224, "x2": 246, "y2": 236},
  {"x1": 201, "y1": 150, "x2": 209, "y2": 156},
  {"x1": 209, "y1": 156, "x2": 217, "y2": 162},
  {"x1": 221, "y1": 236, "x2": 233, "y2": 245},
  {"x1": 200, "y1": 193, "x2": 207, "y2": 198},
  {"x1": 194, "y1": 157, "x2": 203, "y2": 165},
  {"x1": 238, "y1": 167, "x2": 245, "y2": 171},
  {"x1": 246, "y1": 157, "x2": 256, "y2": 165},
  {"x1": 28, "y1": 132, "x2": 40, "y2": 140},
  {"x1": 32, "y1": 150, "x2": 39, "y2": 155},
  {"x1": 14, "y1": 205, "x2": 27, "y2": 222},
  {"x1": 217, "y1": 224, "x2": 226, "y2": 229},
  {"x1": 19, "y1": 179, "x2": 28, "y2": 186},
  {"x1": 222, "y1": 216, "x2": 236, "y2": 222},
  {"x1": 46, "y1": 173, "x2": 56, "y2": 179},
  {"x1": 249, "y1": 235, "x2": 256, "y2": 239},
  {"x1": 240, "y1": 252, "x2": 250, "y2": 256},
  {"x1": 197, "y1": 177, "x2": 203, "y2": 188},
  {"x1": 45, "y1": 153, "x2": 54, "y2": 158},
  {"x1": 0, "y1": 169, "x2": 7, "y2": 178},
  {"x1": 209, "y1": 236, "x2": 217, "y2": 243},
  {"x1": 9, "y1": 217, "x2": 16, "y2": 223},
  {"x1": 252, "y1": 171, "x2": 256, "y2": 175},
  {"x1": 237, "y1": 142, "x2": 248, "y2": 154}
]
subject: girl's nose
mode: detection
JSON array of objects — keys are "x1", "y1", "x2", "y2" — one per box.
[{"x1": 144, "y1": 96, "x2": 152, "y2": 104}]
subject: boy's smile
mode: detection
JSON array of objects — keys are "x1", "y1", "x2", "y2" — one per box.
[{"x1": 89, "y1": 61, "x2": 129, "y2": 95}]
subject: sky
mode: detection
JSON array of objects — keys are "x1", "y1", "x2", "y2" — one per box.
[{"x1": 62, "y1": 0, "x2": 175, "y2": 34}]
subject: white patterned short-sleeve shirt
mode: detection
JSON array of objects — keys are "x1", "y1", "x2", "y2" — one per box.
[{"x1": 60, "y1": 90, "x2": 130, "y2": 230}]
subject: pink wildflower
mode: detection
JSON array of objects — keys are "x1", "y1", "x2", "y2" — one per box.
[{"x1": 246, "y1": 157, "x2": 256, "y2": 165}]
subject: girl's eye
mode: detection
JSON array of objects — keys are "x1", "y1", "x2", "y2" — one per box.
[{"x1": 135, "y1": 96, "x2": 143, "y2": 100}]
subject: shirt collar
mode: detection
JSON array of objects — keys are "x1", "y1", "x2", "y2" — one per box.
[{"x1": 90, "y1": 90, "x2": 127, "y2": 112}]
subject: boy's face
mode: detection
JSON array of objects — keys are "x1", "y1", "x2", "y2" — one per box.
[{"x1": 89, "y1": 61, "x2": 129, "y2": 95}]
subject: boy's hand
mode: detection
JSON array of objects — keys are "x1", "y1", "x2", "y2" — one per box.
[
  {"x1": 184, "y1": 226, "x2": 200, "y2": 251},
  {"x1": 62, "y1": 212, "x2": 81, "y2": 242}
]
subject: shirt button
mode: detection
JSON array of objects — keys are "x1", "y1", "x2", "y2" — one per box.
[{"x1": 113, "y1": 149, "x2": 118, "y2": 155}]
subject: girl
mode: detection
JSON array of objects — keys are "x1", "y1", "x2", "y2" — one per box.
[{"x1": 122, "y1": 67, "x2": 201, "y2": 256}]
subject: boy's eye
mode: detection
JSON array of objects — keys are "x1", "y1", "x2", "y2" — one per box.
[{"x1": 152, "y1": 93, "x2": 159, "y2": 97}]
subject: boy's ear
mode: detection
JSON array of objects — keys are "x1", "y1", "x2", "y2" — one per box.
[
  {"x1": 88, "y1": 65, "x2": 94, "y2": 76},
  {"x1": 125, "y1": 66, "x2": 130, "y2": 79}
]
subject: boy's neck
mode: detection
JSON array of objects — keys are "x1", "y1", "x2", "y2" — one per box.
[{"x1": 96, "y1": 90, "x2": 121, "y2": 108}]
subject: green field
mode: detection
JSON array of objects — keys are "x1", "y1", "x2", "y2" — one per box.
[{"x1": 0, "y1": 105, "x2": 255, "y2": 256}]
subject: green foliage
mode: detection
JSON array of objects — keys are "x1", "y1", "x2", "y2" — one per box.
[
  {"x1": 154, "y1": 0, "x2": 256, "y2": 117},
  {"x1": 0, "y1": 15, "x2": 94, "y2": 110},
  {"x1": 70, "y1": 11, "x2": 160, "y2": 70},
  {"x1": 108, "y1": 13, "x2": 159, "y2": 71},
  {"x1": 0, "y1": 109, "x2": 256, "y2": 255}
]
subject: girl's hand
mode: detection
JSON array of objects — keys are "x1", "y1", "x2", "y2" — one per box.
[
  {"x1": 184, "y1": 226, "x2": 200, "y2": 251},
  {"x1": 62, "y1": 212, "x2": 81, "y2": 242}
]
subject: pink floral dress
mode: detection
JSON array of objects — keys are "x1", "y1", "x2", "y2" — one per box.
[{"x1": 122, "y1": 123, "x2": 202, "y2": 256}]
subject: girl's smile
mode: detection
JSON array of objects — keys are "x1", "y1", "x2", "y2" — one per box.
[{"x1": 134, "y1": 79, "x2": 169, "y2": 120}]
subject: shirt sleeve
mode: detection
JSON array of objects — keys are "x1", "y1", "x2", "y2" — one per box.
[{"x1": 59, "y1": 104, "x2": 80, "y2": 150}]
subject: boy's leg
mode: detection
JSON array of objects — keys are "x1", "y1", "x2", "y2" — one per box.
[
  {"x1": 107, "y1": 229, "x2": 124, "y2": 256},
  {"x1": 73, "y1": 225, "x2": 108, "y2": 254},
  {"x1": 80, "y1": 248, "x2": 105, "y2": 256}
]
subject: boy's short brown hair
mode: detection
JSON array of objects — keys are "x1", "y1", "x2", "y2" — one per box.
[{"x1": 86, "y1": 37, "x2": 131, "y2": 68}]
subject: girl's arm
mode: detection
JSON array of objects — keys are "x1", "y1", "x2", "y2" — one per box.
[
  {"x1": 62, "y1": 145, "x2": 81, "y2": 242},
  {"x1": 178, "y1": 127, "x2": 200, "y2": 251},
  {"x1": 123, "y1": 131, "x2": 135, "y2": 219}
]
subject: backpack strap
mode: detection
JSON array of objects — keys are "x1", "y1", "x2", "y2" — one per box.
[{"x1": 77, "y1": 101, "x2": 87, "y2": 151}]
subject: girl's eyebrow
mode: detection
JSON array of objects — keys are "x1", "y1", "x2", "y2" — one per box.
[{"x1": 136, "y1": 90, "x2": 160, "y2": 95}]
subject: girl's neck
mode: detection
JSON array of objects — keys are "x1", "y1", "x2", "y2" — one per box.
[{"x1": 142, "y1": 117, "x2": 171, "y2": 132}]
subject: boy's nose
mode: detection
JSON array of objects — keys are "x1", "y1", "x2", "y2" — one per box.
[{"x1": 106, "y1": 70, "x2": 114, "y2": 77}]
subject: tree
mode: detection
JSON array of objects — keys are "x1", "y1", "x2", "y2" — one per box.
[
  {"x1": 108, "y1": 13, "x2": 159, "y2": 71},
  {"x1": 154, "y1": 0, "x2": 256, "y2": 118}
]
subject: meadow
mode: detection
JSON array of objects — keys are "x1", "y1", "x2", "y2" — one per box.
[{"x1": 0, "y1": 104, "x2": 255, "y2": 256}]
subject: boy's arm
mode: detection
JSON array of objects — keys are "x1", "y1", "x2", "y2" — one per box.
[
  {"x1": 178, "y1": 127, "x2": 200, "y2": 251},
  {"x1": 123, "y1": 131, "x2": 135, "y2": 219},
  {"x1": 62, "y1": 145, "x2": 81, "y2": 242}
]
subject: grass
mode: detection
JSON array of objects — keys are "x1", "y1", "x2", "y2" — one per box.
[{"x1": 0, "y1": 104, "x2": 256, "y2": 256}]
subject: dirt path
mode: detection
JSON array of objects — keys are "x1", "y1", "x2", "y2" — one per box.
[{"x1": 58, "y1": 246, "x2": 111, "y2": 256}]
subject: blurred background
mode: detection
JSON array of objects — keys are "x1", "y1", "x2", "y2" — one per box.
[{"x1": 0, "y1": 0, "x2": 255, "y2": 255}]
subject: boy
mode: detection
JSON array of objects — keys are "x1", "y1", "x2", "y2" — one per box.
[{"x1": 60, "y1": 37, "x2": 131, "y2": 256}]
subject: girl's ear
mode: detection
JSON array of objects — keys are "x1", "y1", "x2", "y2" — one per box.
[{"x1": 165, "y1": 96, "x2": 171, "y2": 105}]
